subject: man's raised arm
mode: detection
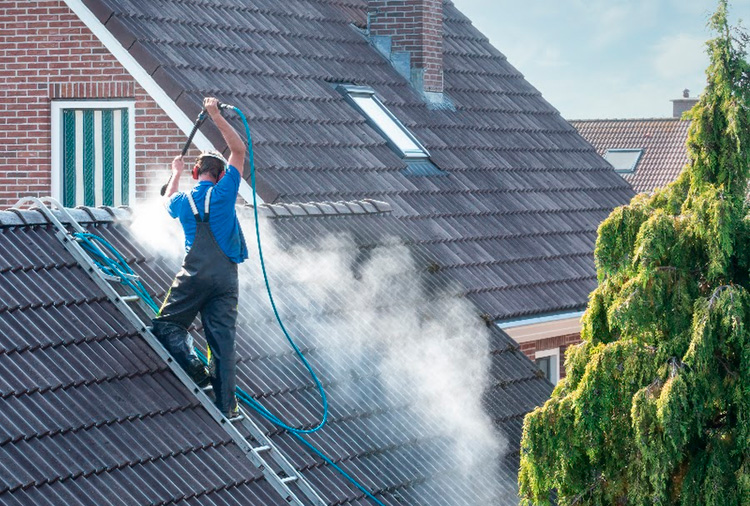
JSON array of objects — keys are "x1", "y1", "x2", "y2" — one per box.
[
  {"x1": 163, "y1": 155, "x2": 184, "y2": 200},
  {"x1": 204, "y1": 97, "x2": 246, "y2": 173}
]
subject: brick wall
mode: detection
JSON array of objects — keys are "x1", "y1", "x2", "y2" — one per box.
[
  {"x1": 0, "y1": 0, "x2": 199, "y2": 209},
  {"x1": 368, "y1": 0, "x2": 443, "y2": 93},
  {"x1": 520, "y1": 333, "x2": 582, "y2": 379}
]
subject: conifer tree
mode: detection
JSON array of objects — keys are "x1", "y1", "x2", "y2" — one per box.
[{"x1": 518, "y1": 2, "x2": 750, "y2": 504}]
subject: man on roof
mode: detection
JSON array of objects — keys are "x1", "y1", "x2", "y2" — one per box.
[{"x1": 153, "y1": 97, "x2": 248, "y2": 419}]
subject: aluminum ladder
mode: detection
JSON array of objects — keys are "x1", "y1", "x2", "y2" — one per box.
[{"x1": 13, "y1": 197, "x2": 328, "y2": 506}]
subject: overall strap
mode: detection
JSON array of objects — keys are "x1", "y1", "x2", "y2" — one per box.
[
  {"x1": 186, "y1": 193, "x2": 201, "y2": 222},
  {"x1": 204, "y1": 187, "x2": 214, "y2": 222},
  {"x1": 186, "y1": 187, "x2": 214, "y2": 223}
]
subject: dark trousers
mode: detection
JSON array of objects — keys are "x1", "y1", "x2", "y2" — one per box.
[{"x1": 152, "y1": 265, "x2": 238, "y2": 413}]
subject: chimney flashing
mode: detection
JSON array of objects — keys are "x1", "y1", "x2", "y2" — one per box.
[{"x1": 365, "y1": 0, "x2": 453, "y2": 109}]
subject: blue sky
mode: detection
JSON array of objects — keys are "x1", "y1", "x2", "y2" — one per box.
[{"x1": 453, "y1": 0, "x2": 750, "y2": 119}]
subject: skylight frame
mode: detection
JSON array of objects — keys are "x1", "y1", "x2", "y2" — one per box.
[
  {"x1": 603, "y1": 148, "x2": 644, "y2": 174},
  {"x1": 337, "y1": 85, "x2": 431, "y2": 159}
]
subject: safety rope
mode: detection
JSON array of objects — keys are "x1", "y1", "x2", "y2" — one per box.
[{"x1": 73, "y1": 105, "x2": 386, "y2": 506}]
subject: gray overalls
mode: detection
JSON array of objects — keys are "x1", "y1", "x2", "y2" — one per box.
[{"x1": 152, "y1": 187, "x2": 238, "y2": 414}]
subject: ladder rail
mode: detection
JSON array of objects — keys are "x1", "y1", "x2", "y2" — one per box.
[
  {"x1": 21, "y1": 198, "x2": 327, "y2": 506},
  {"x1": 235, "y1": 407, "x2": 327, "y2": 505}
]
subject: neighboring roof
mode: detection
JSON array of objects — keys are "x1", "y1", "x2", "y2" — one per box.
[
  {"x1": 80, "y1": 0, "x2": 634, "y2": 321},
  {"x1": 571, "y1": 118, "x2": 691, "y2": 193},
  {"x1": 0, "y1": 205, "x2": 552, "y2": 505}
]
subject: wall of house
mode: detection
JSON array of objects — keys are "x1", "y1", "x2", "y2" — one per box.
[
  {"x1": 0, "y1": 0, "x2": 198, "y2": 209},
  {"x1": 520, "y1": 333, "x2": 582, "y2": 380}
]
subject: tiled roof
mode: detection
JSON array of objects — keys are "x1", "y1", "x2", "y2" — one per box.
[
  {"x1": 0, "y1": 212, "x2": 279, "y2": 505},
  {"x1": 570, "y1": 118, "x2": 691, "y2": 193},
  {"x1": 0, "y1": 206, "x2": 552, "y2": 505},
  {"x1": 84, "y1": 0, "x2": 634, "y2": 321}
]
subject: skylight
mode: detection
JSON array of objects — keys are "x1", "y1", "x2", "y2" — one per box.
[
  {"x1": 337, "y1": 85, "x2": 430, "y2": 159},
  {"x1": 604, "y1": 149, "x2": 644, "y2": 173}
]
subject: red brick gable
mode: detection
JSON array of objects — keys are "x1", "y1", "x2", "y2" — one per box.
[{"x1": 0, "y1": 0, "x2": 198, "y2": 208}]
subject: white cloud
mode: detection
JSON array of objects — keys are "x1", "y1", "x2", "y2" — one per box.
[
  {"x1": 452, "y1": 0, "x2": 750, "y2": 117},
  {"x1": 652, "y1": 33, "x2": 709, "y2": 79},
  {"x1": 538, "y1": 46, "x2": 567, "y2": 68}
]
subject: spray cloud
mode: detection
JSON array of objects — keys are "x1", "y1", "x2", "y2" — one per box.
[{"x1": 131, "y1": 199, "x2": 510, "y2": 504}]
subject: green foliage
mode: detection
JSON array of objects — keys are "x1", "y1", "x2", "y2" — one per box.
[{"x1": 519, "y1": 2, "x2": 750, "y2": 504}]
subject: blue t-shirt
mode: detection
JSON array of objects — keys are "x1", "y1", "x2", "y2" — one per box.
[{"x1": 168, "y1": 165, "x2": 248, "y2": 263}]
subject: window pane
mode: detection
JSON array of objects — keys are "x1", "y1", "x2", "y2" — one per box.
[
  {"x1": 62, "y1": 110, "x2": 76, "y2": 207},
  {"x1": 604, "y1": 149, "x2": 643, "y2": 173},
  {"x1": 60, "y1": 107, "x2": 130, "y2": 207},
  {"x1": 535, "y1": 356, "x2": 551, "y2": 381},
  {"x1": 350, "y1": 94, "x2": 424, "y2": 156},
  {"x1": 120, "y1": 109, "x2": 129, "y2": 206},
  {"x1": 82, "y1": 109, "x2": 95, "y2": 206},
  {"x1": 102, "y1": 109, "x2": 115, "y2": 206}
]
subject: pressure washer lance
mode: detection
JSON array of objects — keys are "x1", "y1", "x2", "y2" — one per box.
[{"x1": 159, "y1": 102, "x2": 234, "y2": 196}]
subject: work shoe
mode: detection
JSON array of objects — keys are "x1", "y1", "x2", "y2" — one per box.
[
  {"x1": 221, "y1": 397, "x2": 241, "y2": 420},
  {"x1": 186, "y1": 359, "x2": 210, "y2": 388}
]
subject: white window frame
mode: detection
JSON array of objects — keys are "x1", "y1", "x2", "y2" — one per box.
[
  {"x1": 535, "y1": 347, "x2": 561, "y2": 385},
  {"x1": 603, "y1": 148, "x2": 644, "y2": 174},
  {"x1": 51, "y1": 99, "x2": 137, "y2": 206},
  {"x1": 337, "y1": 85, "x2": 430, "y2": 159}
]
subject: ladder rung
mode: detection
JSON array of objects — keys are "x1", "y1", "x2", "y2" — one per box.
[
  {"x1": 121, "y1": 295, "x2": 140, "y2": 303},
  {"x1": 280, "y1": 476, "x2": 298, "y2": 484},
  {"x1": 252, "y1": 445, "x2": 271, "y2": 454}
]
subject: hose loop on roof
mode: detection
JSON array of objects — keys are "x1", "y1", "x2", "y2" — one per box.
[{"x1": 229, "y1": 105, "x2": 329, "y2": 435}]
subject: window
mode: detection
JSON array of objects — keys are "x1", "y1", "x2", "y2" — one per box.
[
  {"x1": 51, "y1": 100, "x2": 135, "y2": 207},
  {"x1": 535, "y1": 348, "x2": 560, "y2": 385},
  {"x1": 338, "y1": 85, "x2": 445, "y2": 176},
  {"x1": 338, "y1": 85, "x2": 431, "y2": 157},
  {"x1": 604, "y1": 148, "x2": 644, "y2": 174}
]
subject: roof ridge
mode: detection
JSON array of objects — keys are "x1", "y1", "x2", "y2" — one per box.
[
  {"x1": 252, "y1": 198, "x2": 392, "y2": 218},
  {"x1": 121, "y1": 0, "x2": 355, "y2": 24},
  {"x1": 569, "y1": 117, "x2": 687, "y2": 123},
  {"x1": 0, "y1": 205, "x2": 132, "y2": 227}
]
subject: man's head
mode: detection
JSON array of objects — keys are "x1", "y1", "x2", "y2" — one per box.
[{"x1": 193, "y1": 151, "x2": 228, "y2": 181}]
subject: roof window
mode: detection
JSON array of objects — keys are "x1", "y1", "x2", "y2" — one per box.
[
  {"x1": 337, "y1": 85, "x2": 445, "y2": 176},
  {"x1": 338, "y1": 85, "x2": 430, "y2": 158},
  {"x1": 604, "y1": 149, "x2": 644, "y2": 174}
]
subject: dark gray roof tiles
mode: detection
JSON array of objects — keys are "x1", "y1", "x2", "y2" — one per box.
[
  {"x1": 0, "y1": 206, "x2": 131, "y2": 227},
  {"x1": 0, "y1": 222, "x2": 279, "y2": 506},
  {"x1": 0, "y1": 206, "x2": 552, "y2": 505},
  {"x1": 84, "y1": 0, "x2": 634, "y2": 321}
]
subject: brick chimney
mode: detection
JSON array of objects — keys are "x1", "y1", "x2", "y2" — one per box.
[{"x1": 367, "y1": 0, "x2": 447, "y2": 105}]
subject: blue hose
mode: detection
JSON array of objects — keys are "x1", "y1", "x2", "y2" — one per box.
[
  {"x1": 229, "y1": 105, "x2": 329, "y2": 434},
  {"x1": 73, "y1": 105, "x2": 386, "y2": 506},
  {"x1": 74, "y1": 232, "x2": 161, "y2": 314}
]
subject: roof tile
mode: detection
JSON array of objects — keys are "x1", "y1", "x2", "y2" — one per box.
[{"x1": 571, "y1": 118, "x2": 690, "y2": 193}]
